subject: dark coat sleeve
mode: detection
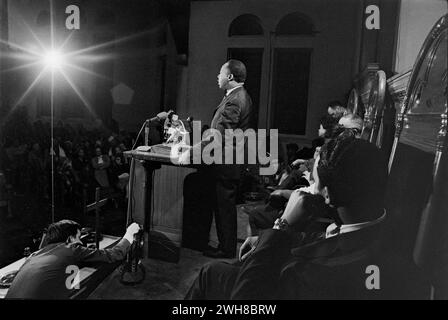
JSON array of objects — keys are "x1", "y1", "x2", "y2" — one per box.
[
  {"x1": 277, "y1": 169, "x2": 309, "y2": 190},
  {"x1": 230, "y1": 229, "x2": 294, "y2": 300},
  {"x1": 214, "y1": 99, "x2": 241, "y2": 135},
  {"x1": 200, "y1": 98, "x2": 243, "y2": 155},
  {"x1": 71, "y1": 238, "x2": 131, "y2": 264}
]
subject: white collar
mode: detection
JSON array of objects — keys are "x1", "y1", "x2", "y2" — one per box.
[
  {"x1": 325, "y1": 210, "x2": 386, "y2": 239},
  {"x1": 298, "y1": 183, "x2": 316, "y2": 195},
  {"x1": 226, "y1": 84, "x2": 243, "y2": 96}
]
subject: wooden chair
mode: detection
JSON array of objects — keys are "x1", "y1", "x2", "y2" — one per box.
[
  {"x1": 385, "y1": 14, "x2": 447, "y2": 299},
  {"x1": 278, "y1": 15, "x2": 447, "y2": 299},
  {"x1": 360, "y1": 70, "x2": 387, "y2": 147},
  {"x1": 81, "y1": 187, "x2": 111, "y2": 248},
  {"x1": 347, "y1": 87, "x2": 360, "y2": 115}
]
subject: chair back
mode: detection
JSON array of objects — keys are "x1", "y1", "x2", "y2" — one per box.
[
  {"x1": 347, "y1": 88, "x2": 360, "y2": 115},
  {"x1": 360, "y1": 70, "x2": 387, "y2": 147},
  {"x1": 385, "y1": 14, "x2": 447, "y2": 298}
]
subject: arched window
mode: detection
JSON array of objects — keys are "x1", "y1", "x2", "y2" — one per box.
[
  {"x1": 276, "y1": 12, "x2": 315, "y2": 36},
  {"x1": 36, "y1": 10, "x2": 50, "y2": 27},
  {"x1": 228, "y1": 14, "x2": 263, "y2": 36}
]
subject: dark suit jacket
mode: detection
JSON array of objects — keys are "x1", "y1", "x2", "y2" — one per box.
[
  {"x1": 210, "y1": 86, "x2": 253, "y2": 134},
  {"x1": 231, "y1": 224, "x2": 431, "y2": 300},
  {"x1": 207, "y1": 87, "x2": 253, "y2": 180},
  {"x1": 5, "y1": 238, "x2": 130, "y2": 299}
]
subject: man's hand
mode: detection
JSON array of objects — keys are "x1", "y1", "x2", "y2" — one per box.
[
  {"x1": 156, "y1": 110, "x2": 173, "y2": 121},
  {"x1": 270, "y1": 189, "x2": 293, "y2": 199},
  {"x1": 123, "y1": 223, "x2": 140, "y2": 244},
  {"x1": 303, "y1": 170, "x2": 311, "y2": 181},
  {"x1": 178, "y1": 150, "x2": 191, "y2": 165},
  {"x1": 280, "y1": 191, "x2": 326, "y2": 228},
  {"x1": 291, "y1": 159, "x2": 306, "y2": 168},
  {"x1": 127, "y1": 223, "x2": 140, "y2": 235},
  {"x1": 270, "y1": 189, "x2": 285, "y2": 197},
  {"x1": 239, "y1": 236, "x2": 258, "y2": 262}
]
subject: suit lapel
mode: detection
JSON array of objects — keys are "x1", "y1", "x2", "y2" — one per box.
[
  {"x1": 211, "y1": 87, "x2": 245, "y2": 124},
  {"x1": 212, "y1": 95, "x2": 227, "y2": 117},
  {"x1": 211, "y1": 95, "x2": 229, "y2": 127}
]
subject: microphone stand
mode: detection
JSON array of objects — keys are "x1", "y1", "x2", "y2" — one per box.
[
  {"x1": 120, "y1": 149, "x2": 146, "y2": 285},
  {"x1": 131, "y1": 120, "x2": 149, "y2": 150}
]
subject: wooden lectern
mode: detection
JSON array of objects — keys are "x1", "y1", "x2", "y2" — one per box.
[{"x1": 124, "y1": 149, "x2": 195, "y2": 263}]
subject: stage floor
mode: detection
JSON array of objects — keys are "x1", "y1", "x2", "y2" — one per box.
[
  {"x1": 89, "y1": 204, "x2": 251, "y2": 300},
  {"x1": 1, "y1": 190, "x2": 252, "y2": 300},
  {"x1": 88, "y1": 247, "x2": 237, "y2": 300}
]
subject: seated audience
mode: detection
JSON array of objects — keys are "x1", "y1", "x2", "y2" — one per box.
[
  {"x1": 28, "y1": 142, "x2": 48, "y2": 199},
  {"x1": 327, "y1": 100, "x2": 348, "y2": 119},
  {"x1": 291, "y1": 114, "x2": 340, "y2": 169},
  {"x1": 91, "y1": 147, "x2": 111, "y2": 188},
  {"x1": 246, "y1": 115, "x2": 339, "y2": 235},
  {"x1": 295, "y1": 137, "x2": 324, "y2": 161},
  {"x1": 110, "y1": 148, "x2": 130, "y2": 192},
  {"x1": 6, "y1": 220, "x2": 140, "y2": 299},
  {"x1": 72, "y1": 148, "x2": 95, "y2": 203},
  {"x1": 338, "y1": 113, "x2": 363, "y2": 137},
  {"x1": 72, "y1": 148, "x2": 92, "y2": 185},
  {"x1": 50, "y1": 138, "x2": 67, "y2": 163},
  {"x1": 0, "y1": 113, "x2": 135, "y2": 223},
  {"x1": 285, "y1": 143, "x2": 299, "y2": 164},
  {"x1": 186, "y1": 129, "x2": 428, "y2": 299}
]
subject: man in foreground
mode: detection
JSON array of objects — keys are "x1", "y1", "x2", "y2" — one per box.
[
  {"x1": 6, "y1": 220, "x2": 140, "y2": 299},
  {"x1": 186, "y1": 129, "x2": 430, "y2": 299}
]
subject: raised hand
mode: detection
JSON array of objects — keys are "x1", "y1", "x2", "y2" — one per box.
[{"x1": 239, "y1": 236, "x2": 258, "y2": 262}]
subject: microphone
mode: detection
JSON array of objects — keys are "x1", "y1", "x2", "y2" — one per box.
[
  {"x1": 147, "y1": 116, "x2": 160, "y2": 123},
  {"x1": 146, "y1": 110, "x2": 174, "y2": 123},
  {"x1": 143, "y1": 110, "x2": 175, "y2": 147}
]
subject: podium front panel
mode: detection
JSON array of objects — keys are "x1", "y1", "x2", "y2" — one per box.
[
  {"x1": 149, "y1": 165, "x2": 195, "y2": 262},
  {"x1": 132, "y1": 159, "x2": 149, "y2": 227}
]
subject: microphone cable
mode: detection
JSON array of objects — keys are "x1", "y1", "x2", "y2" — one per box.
[{"x1": 131, "y1": 120, "x2": 148, "y2": 151}]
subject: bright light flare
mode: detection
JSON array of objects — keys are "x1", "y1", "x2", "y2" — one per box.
[{"x1": 43, "y1": 50, "x2": 64, "y2": 70}]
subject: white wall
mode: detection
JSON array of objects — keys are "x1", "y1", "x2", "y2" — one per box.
[{"x1": 395, "y1": 0, "x2": 448, "y2": 74}]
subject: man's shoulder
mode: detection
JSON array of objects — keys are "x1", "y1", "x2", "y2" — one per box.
[
  {"x1": 34, "y1": 243, "x2": 82, "y2": 261},
  {"x1": 290, "y1": 223, "x2": 382, "y2": 264},
  {"x1": 31, "y1": 242, "x2": 71, "y2": 257},
  {"x1": 226, "y1": 88, "x2": 252, "y2": 111},
  {"x1": 227, "y1": 87, "x2": 250, "y2": 101},
  {"x1": 68, "y1": 238, "x2": 130, "y2": 252}
]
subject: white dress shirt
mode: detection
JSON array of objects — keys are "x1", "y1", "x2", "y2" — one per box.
[
  {"x1": 299, "y1": 183, "x2": 316, "y2": 194},
  {"x1": 226, "y1": 84, "x2": 244, "y2": 96},
  {"x1": 325, "y1": 210, "x2": 386, "y2": 239}
]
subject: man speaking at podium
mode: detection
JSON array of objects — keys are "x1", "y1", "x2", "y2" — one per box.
[{"x1": 183, "y1": 59, "x2": 254, "y2": 259}]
